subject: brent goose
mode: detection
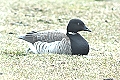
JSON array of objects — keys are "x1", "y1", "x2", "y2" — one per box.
[{"x1": 19, "y1": 19, "x2": 91, "y2": 55}]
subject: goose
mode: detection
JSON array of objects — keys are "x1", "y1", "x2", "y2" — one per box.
[{"x1": 19, "y1": 19, "x2": 91, "y2": 55}]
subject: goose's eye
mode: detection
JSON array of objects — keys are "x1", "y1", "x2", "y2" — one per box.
[{"x1": 78, "y1": 23, "x2": 79, "y2": 25}]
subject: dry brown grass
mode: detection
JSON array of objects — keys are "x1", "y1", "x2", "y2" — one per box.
[{"x1": 0, "y1": 0, "x2": 120, "y2": 80}]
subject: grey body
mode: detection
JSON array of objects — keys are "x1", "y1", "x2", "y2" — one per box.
[
  {"x1": 20, "y1": 30, "x2": 68, "y2": 43},
  {"x1": 19, "y1": 19, "x2": 91, "y2": 55}
]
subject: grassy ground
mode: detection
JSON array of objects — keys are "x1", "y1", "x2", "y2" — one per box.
[{"x1": 0, "y1": 0, "x2": 120, "y2": 80}]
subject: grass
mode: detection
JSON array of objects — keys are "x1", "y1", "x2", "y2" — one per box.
[{"x1": 0, "y1": 0, "x2": 120, "y2": 80}]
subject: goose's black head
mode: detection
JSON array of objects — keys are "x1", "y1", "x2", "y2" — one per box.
[{"x1": 67, "y1": 19, "x2": 91, "y2": 33}]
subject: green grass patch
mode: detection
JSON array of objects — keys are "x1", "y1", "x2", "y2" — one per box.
[{"x1": 0, "y1": 0, "x2": 120, "y2": 80}]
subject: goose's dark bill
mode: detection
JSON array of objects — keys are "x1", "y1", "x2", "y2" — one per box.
[{"x1": 83, "y1": 26, "x2": 91, "y2": 32}]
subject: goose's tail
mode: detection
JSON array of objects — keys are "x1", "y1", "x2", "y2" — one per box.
[{"x1": 19, "y1": 31, "x2": 37, "y2": 43}]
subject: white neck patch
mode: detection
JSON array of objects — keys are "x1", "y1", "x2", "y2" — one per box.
[{"x1": 68, "y1": 32, "x2": 77, "y2": 35}]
